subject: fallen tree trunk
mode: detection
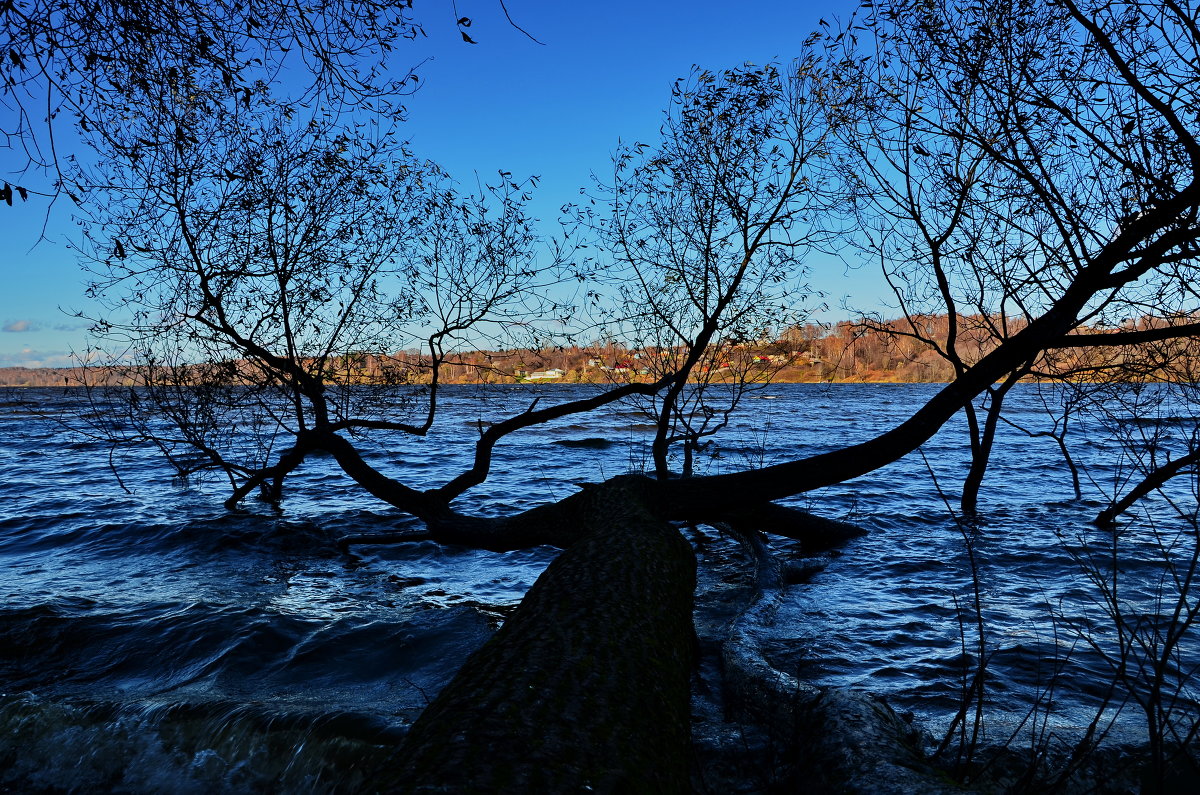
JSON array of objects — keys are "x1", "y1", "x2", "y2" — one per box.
[
  {"x1": 374, "y1": 478, "x2": 959, "y2": 792},
  {"x1": 382, "y1": 477, "x2": 697, "y2": 793}
]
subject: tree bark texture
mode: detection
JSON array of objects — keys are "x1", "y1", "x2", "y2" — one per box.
[{"x1": 383, "y1": 477, "x2": 697, "y2": 793}]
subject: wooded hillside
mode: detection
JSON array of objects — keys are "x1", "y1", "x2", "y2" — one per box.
[{"x1": 3, "y1": 314, "x2": 1184, "y2": 387}]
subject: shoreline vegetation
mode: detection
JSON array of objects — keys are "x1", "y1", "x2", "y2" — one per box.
[
  {"x1": 2, "y1": 314, "x2": 1185, "y2": 388},
  {"x1": 0, "y1": 365, "x2": 945, "y2": 388}
]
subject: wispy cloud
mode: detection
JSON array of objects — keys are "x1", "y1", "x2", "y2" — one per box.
[
  {"x1": 0, "y1": 347, "x2": 76, "y2": 368},
  {"x1": 2, "y1": 319, "x2": 87, "y2": 333}
]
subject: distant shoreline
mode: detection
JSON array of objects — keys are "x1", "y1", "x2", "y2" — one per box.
[{"x1": 0, "y1": 365, "x2": 952, "y2": 388}]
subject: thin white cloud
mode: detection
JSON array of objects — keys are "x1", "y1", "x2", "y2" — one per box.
[
  {"x1": 0, "y1": 347, "x2": 76, "y2": 368},
  {"x1": 2, "y1": 320, "x2": 37, "y2": 333}
]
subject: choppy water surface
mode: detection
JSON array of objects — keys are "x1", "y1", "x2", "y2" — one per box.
[{"x1": 2, "y1": 383, "x2": 1198, "y2": 790}]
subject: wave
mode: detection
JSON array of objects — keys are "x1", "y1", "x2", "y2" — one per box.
[{"x1": 4, "y1": 382, "x2": 1200, "y2": 774}]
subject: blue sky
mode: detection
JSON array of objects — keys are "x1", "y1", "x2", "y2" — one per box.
[{"x1": 0, "y1": 0, "x2": 880, "y2": 368}]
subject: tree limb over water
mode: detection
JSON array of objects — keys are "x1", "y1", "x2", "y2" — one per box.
[{"x1": 18, "y1": 0, "x2": 1200, "y2": 790}]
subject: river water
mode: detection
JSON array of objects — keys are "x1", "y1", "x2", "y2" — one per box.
[{"x1": 2, "y1": 382, "x2": 1197, "y2": 791}]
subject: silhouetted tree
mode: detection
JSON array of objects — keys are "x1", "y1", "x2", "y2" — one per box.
[
  {"x1": 69, "y1": 63, "x2": 582, "y2": 511},
  {"x1": 37, "y1": 0, "x2": 1200, "y2": 789},
  {"x1": 1, "y1": 0, "x2": 433, "y2": 213},
  {"x1": 578, "y1": 57, "x2": 836, "y2": 477},
  {"x1": 837, "y1": 0, "x2": 1200, "y2": 518}
]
